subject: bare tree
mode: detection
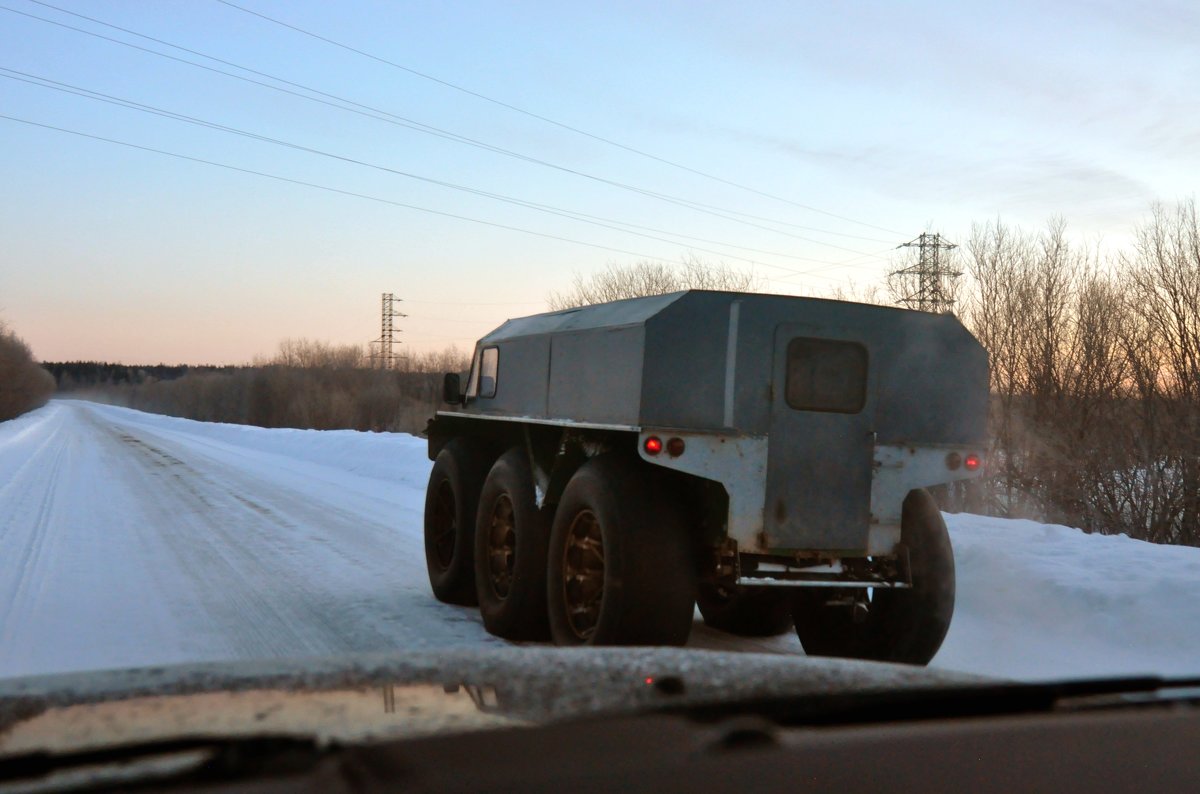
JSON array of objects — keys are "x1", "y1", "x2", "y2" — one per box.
[
  {"x1": 0, "y1": 320, "x2": 56, "y2": 421},
  {"x1": 406, "y1": 344, "x2": 470, "y2": 374},
  {"x1": 944, "y1": 204, "x2": 1200, "y2": 547},
  {"x1": 547, "y1": 255, "x2": 763, "y2": 310},
  {"x1": 958, "y1": 219, "x2": 1118, "y2": 522},
  {"x1": 959, "y1": 220, "x2": 1036, "y2": 514},
  {"x1": 824, "y1": 279, "x2": 891, "y2": 306},
  {"x1": 1120, "y1": 200, "x2": 1200, "y2": 545},
  {"x1": 262, "y1": 338, "x2": 365, "y2": 369}
]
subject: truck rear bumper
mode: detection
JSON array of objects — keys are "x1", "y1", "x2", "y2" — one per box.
[{"x1": 641, "y1": 430, "x2": 985, "y2": 557}]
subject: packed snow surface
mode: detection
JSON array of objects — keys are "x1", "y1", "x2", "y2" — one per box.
[{"x1": 2, "y1": 401, "x2": 1199, "y2": 682}]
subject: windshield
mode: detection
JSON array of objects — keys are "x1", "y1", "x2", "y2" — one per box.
[{"x1": 1, "y1": 0, "x2": 1198, "y2": 765}]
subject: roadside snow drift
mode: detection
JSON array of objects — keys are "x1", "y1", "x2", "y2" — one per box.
[{"x1": 2, "y1": 401, "x2": 1198, "y2": 682}]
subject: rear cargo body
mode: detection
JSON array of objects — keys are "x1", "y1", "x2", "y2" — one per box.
[{"x1": 450, "y1": 290, "x2": 988, "y2": 555}]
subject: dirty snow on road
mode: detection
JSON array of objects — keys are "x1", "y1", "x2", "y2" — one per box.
[{"x1": 2, "y1": 401, "x2": 1199, "y2": 682}]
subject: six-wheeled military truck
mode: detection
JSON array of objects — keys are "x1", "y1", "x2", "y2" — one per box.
[{"x1": 423, "y1": 290, "x2": 989, "y2": 664}]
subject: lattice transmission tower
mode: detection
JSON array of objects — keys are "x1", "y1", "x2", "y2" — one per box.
[
  {"x1": 891, "y1": 232, "x2": 961, "y2": 314},
  {"x1": 370, "y1": 293, "x2": 407, "y2": 369}
]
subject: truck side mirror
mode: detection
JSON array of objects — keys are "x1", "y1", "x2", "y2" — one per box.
[{"x1": 442, "y1": 372, "x2": 463, "y2": 405}]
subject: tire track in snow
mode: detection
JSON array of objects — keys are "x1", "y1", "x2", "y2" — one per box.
[
  {"x1": 0, "y1": 409, "x2": 64, "y2": 509},
  {"x1": 0, "y1": 418, "x2": 70, "y2": 653},
  {"x1": 75, "y1": 404, "x2": 502, "y2": 664}
]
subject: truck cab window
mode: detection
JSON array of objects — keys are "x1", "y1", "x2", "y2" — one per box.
[
  {"x1": 785, "y1": 337, "x2": 867, "y2": 413},
  {"x1": 478, "y1": 347, "x2": 499, "y2": 398}
]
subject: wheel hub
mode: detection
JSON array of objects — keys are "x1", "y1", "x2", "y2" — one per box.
[
  {"x1": 487, "y1": 494, "x2": 517, "y2": 599},
  {"x1": 562, "y1": 509, "x2": 605, "y2": 640}
]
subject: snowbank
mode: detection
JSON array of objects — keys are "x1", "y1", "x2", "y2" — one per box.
[{"x1": 938, "y1": 513, "x2": 1200, "y2": 679}]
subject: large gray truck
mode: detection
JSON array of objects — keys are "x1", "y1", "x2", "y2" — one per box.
[{"x1": 424, "y1": 290, "x2": 989, "y2": 664}]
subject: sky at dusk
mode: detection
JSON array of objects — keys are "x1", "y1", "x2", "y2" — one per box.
[{"x1": 2, "y1": 0, "x2": 1198, "y2": 364}]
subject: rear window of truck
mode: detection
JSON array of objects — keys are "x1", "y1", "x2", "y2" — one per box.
[{"x1": 785, "y1": 338, "x2": 867, "y2": 413}]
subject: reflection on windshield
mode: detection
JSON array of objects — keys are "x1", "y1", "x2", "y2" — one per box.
[{"x1": 1, "y1": 685, "x2": 514, "y2": 758}]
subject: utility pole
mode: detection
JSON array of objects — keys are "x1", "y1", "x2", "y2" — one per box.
[
  {"x1": 892, "y1": 232, "x2": 961, "y2": 313},
  {"x1": 371, "y1": 293, "x2": 407, "y2": 370}
]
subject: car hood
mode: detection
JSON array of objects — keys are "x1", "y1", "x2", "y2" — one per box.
[{"x1": 0, "y1": 647, "x2": 984, "y2": 757}]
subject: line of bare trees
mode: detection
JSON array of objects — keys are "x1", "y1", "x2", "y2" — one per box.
[
  {"x1": 547, "y1": 255, "x2": 763, "y2": 310},
  {"x1": 956, "y1": 201, "x2": 1200, "y2": 546},
  {"x1": 0, "y1": 320, "x2": 55, "y2": 422},
  {"x1": 53, "y1": 340, "x2": 469, "y2": 435}
]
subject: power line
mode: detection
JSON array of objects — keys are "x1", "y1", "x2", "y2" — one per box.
[
  {"x1": 0, "y1": 68, "x2": 888, "y2": 273},
  {"x1": 0, "y1": 113, "x2": 678, "y2": 263},
  {"x1": 6, "y1": 1, "x2": 893, "y2": 253},
  {"x1": 401, "y1": 331, "x2": 484, "y2": 341},
  {"x1": 404, "y1": 301, "x2": 543, "y2": 307},
  {"x1": 406, "y1": 315, "x2": 520, "y2": 325},
  {"x1": 1, "y1": 110, "x2": 869, "y2": 288},
  {"x1": 0, "y1": 112, "x2": 883, "y2": 289},
  {"x1": 767, "y1": 247, "x2": 898, "y2": 284},
  {"x1": 213, "y1": 0, "x2": 906, "y2": 236}
]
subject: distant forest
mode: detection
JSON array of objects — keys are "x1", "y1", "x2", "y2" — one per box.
[
  {"x1": 46, "y1": 361, "x2": 233, "y2": 388},
  {"x1": 47, "y1": 340, "x2": 469, "y2": 436}
]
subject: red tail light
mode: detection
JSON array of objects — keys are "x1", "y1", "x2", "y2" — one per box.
[
  {"x1": 964, "y1": 453, "x2": 982, "y2": 472},
  {"x1": 644, "y1": 436, "x2": 663, "y2": 455}
]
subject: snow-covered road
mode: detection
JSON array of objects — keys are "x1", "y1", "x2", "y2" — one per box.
[
  {"x1": 0, "y1": 400, "x2": 510, "y2": 678},
  {"x1": 3, "y1": 400, "x2": 1199, "y2": 682}
]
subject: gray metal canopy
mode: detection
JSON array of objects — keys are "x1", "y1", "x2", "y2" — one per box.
[{"x1": 464, "y1": 290, "x2": 988, "y2": 447}]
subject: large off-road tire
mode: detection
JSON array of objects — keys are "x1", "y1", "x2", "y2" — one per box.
[
  {"x1": 546, "y1": 454, "x2": 696, "y2": 647},
  {"x1": 424, "y1": 438, "x2": 490, "y2": 606},
  {"x1": 791, "y1": 488, "x2": 955, "y2": 665},
  {"x1": 697, "y1": 583, "x2": 793, "y2": 637},
  {"x1": 474, "y1": 448, "x2": 551, "y2": 640}
]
